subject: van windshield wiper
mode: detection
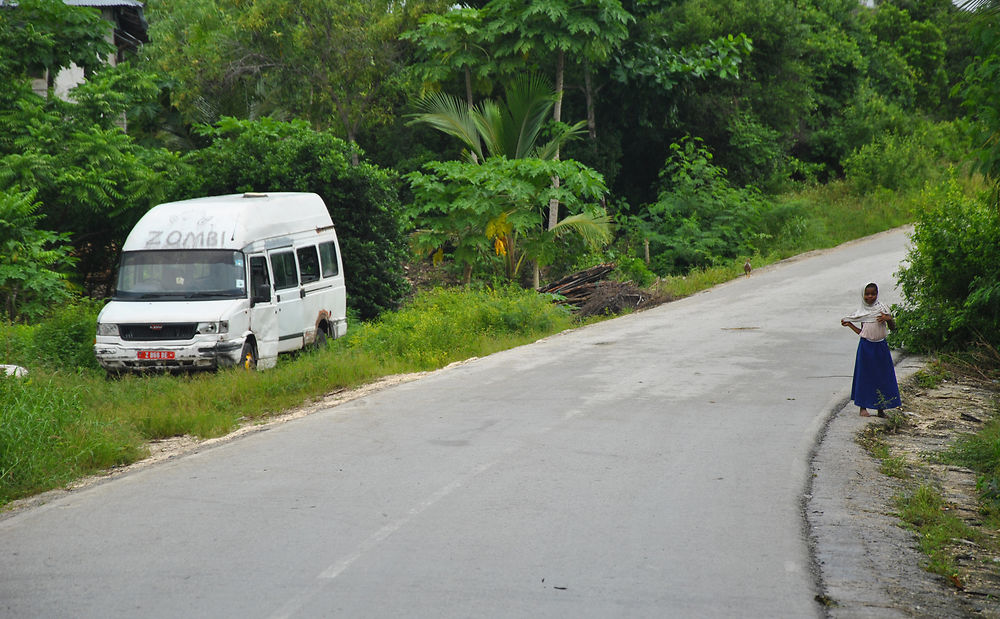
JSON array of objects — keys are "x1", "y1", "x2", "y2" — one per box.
[
  {"x1": 185, "y1": 291, "x2": 241, "y2": 299},
  {"x1": 135, "y1": 293, "x2": 187, "y2": 299}
]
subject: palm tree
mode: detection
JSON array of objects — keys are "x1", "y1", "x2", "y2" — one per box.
[
  {"x1": 408, "y1": 76, "x2": 609, "y2": 287},
  {"x1": 407, "y1": 74, "x2": 586, "y2": 163}
]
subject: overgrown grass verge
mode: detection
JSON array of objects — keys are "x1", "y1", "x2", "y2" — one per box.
[
  {"x1": 896, "y1": 484, "x2": 981, "y2": 583},
  {"x1": 860, "y1": 354, "x2": 1000, "y2": 591},
  {"x1": 0, "y1": 287, "x2": 571, "y2": 507},
  {"x1": 650, "y1": 176, "x2": 986, "y2": 300}
]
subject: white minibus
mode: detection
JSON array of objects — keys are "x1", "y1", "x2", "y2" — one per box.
[{"x1": 94, "y1": 192, "x2": 347, "y2": 373}]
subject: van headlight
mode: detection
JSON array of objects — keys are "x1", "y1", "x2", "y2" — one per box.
[
  {"x1": 196, "y1": 321, "x2": 229, "y2": 335},
  {"x1": 96, "y1": 323, "x2": 119, "y2": 336}
]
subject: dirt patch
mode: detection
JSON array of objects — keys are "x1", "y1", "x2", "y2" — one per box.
[{"x1": 866, "y1": 373, "x2": 1000, "y2": 614}]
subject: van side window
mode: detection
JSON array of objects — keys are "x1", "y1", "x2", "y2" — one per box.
[
  {"x1": 271, "y1": 251, "x2": 298, "y2": 290},
  {"x1": 319, "y1": 241, "x2": 340, "y2": 278},
  {"x1": 249, "y1": 256, "x2": 271, "y2": 301},
  {"x1": 297, "y1": 246, "x2": 320, "y2": 283}
]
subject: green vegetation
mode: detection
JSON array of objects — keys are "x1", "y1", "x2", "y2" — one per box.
[
  {"x1": 944, "y1": 399, "x2": 1000, "y2": 510},
  {"x1": 896, "y1": 484, "x2": 981, "y2": 581}
]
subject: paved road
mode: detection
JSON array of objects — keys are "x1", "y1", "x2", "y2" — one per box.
[{"x1": 0, "y1": 229, "x2": 910, "y2": 618}]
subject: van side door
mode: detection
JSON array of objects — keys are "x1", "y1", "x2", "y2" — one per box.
[
  {"x1": 247, "y1": 255, "x2": 278, "y2": 365},
  {"x1": 268, "y1": 249, "x2": 303, "y2": 352}
]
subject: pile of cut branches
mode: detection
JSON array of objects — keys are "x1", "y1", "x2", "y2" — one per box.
[
  {"x1": 538, "y1": 263, "x2": 616, "y2": 306},
  {"x1": 539, "y1": 264, "x2": 662, "y2": 317}
]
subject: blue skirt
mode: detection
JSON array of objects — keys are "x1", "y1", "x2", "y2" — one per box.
[{"x1": 851, "y1": 338, "x2": 901, "y2": 410}]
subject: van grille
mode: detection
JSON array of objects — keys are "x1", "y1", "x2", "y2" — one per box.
[{"x1": 120, "y1": 323, "x2": 197, "y2": 341}]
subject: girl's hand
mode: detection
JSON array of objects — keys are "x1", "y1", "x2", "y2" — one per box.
[{"x1": 876, "y1": 312, "x2": 892, "y2": 323}]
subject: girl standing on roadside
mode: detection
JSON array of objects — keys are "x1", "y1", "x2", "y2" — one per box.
[{"x1": 841, "y1": 282, "x2": 901, "y2": 417}]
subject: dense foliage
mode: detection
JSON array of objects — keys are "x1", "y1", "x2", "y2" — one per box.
[
  {"x1": 0, "y1": 0, "x2": 997, "y2": 341},
  {"x1": 179, "y1": 117, "x2": 410, "y2": 320},
  {"x1": 892, "y1": 179, "x2": 1000, "y2": 352}
]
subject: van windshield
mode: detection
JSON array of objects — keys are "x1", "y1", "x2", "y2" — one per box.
[{"x1": 115, "y1": 250, "x2": 247, "y2": 301}]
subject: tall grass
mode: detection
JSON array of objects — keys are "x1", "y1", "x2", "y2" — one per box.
[
  {"x1": 0, "y1": 287, "x2": 571, "y2": 506},
  {"x1": 652, "y1": 174, "x2": 986, "y2": 300},
  {"x1": 0, "y1": 375, "x2": 143, "y2": 503}
]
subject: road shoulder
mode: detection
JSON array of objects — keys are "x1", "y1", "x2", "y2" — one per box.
[{"x1": 808, "y1": 355, "x2": 996, "y2": 617}]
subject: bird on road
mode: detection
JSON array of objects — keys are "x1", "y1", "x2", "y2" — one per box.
[{"x1": 744, "y1": 259, "x2": 752, "y2": 277}]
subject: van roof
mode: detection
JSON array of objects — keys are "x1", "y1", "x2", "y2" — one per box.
[{"x1": 122, "y1": 193, "x2": 334, "y2": 252}]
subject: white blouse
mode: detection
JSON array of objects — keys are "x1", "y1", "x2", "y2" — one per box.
[{"x1": 860, "y1": 320, "x2": 888, "y2": 342}]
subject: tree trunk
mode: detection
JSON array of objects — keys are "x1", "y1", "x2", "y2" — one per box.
[
  {"x1": 464, "y1": 65, "x2": 474, "y2": 108},
  {"x1": 644, "y1": 238, "x2": 650, "y2": 265},
  {"x1": 548, "y1": 50, "x2": 566, "y2": 231},
  {"x1": 553, "y1": 50, "x2": 565, "y2": 124},
  {"x1": 465, "y1": 66, "x2": 479, "y2": 164},
  {"x1": 585, "y1": 64, "x2": 597, "y2": 140}
]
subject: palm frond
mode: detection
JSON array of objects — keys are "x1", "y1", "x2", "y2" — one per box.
[
  {"x1": 549, "y1": 212, "x2": 614, "y2": 248},
  {"x1": 505, "y1": 74, "x2": 557, "y2": 159},
  {"x1": 535, "y1": 120, "x2": 588, "y2": 160},
  {"x1": 407, "y1": 92, "x2": 485, "y2": 162}
]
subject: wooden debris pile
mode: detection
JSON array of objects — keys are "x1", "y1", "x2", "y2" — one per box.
[
  {"x1": 538, "y1": 263, "x2": 655, "y2": 317},
  {"x1": 578, "y1": 281, "x2": 648, "y2": 318},
  {"x1": 537, "y1": 263, "x2": 616, "y2": 306}
]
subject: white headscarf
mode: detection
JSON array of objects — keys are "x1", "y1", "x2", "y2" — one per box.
[{"x1": 842, "y1": 283, "x2": 890, "y2": 323}]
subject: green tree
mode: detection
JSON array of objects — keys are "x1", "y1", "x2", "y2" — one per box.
[
  {"x1": 403, "y1": 7, "x2": 492, "y2": 107},
  {"x1": 405, "y1": 157, "x2": 611, "y2": 282},
  {"x1": 0, "y1": 67, "x2": 188, "y2": 293},
  {"x1": 956, "y1": 3, "x2": 1000, "y2": 204},
  {"x1": 637, "y1": 137, "x2": 766, "y2": 275},
  {"x1": 864, "y1": 3, "x2": 947, "y2": 111},
  {"x1": 483, "y1": 0, "x2": 633, "y2": 227},
  {"x1": 145, "y1": 0, "x2": 449, "y2": 163},
  {"x1": 0, "y1": 0, "x2": 114, "y2": 94},
  {"x1": 408, "y1": 73, "x2": 585, "y2": 163},
  {"x1": 0, "y1": 189, "x2": 76, "y2": 322}
]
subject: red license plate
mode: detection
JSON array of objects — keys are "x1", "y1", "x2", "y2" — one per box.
[{"x1": 138, "y1": 351, "x2": 175, "y2": 360}]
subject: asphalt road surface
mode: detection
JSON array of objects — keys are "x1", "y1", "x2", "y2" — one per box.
[{"x1": 0, "y1": 229, "x2": 910, "y2": 618}]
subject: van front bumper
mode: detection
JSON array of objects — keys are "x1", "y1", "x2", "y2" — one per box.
[{"x1": 95, "y1": 338, "x2": 246, "y2": 372}]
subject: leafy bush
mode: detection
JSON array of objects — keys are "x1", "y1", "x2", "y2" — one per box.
[
  {"x1": 842, "y1": 119, "x2": 970, "y2": 195},
  {"x1": 893, "y1": 178, "x2": 1000, "y2": 352},
  {"x1": 180, "y1": 117, "x2": 410, "y2": 320},
  {"x1": 30, "y1": 299, "x2": 101, "y2": 371},
  {"x1": 842, "y1": 133, "x2": 936, "y2": 194},
  {"x1": 0, "y1": 298, "x2": 100, "y2": 371},
  {"x1": 613, "y1": 255, "x2": 656, "y2": 288},
  {"x1": 640, "y1": 138, "x2": 769, "y2": 276},
  {"x1": 0, "y1": 189, "x2": 77, "y2": 321}
]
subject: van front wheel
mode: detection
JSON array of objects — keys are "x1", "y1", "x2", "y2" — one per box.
[{"x1": 240, "y1": 341, "x2": 258, "y2": 370}]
